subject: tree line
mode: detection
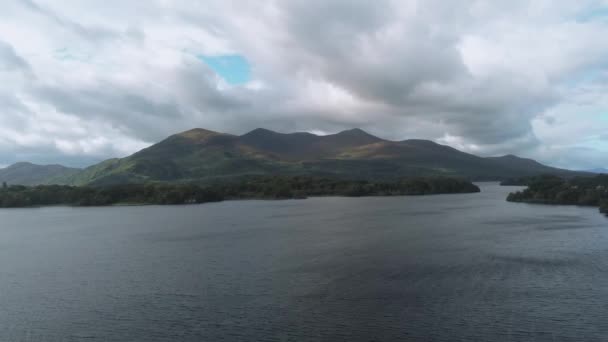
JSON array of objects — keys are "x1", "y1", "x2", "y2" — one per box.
[
  {"x1": 0, "y1": 183, "x2": 223, "y2": 208},
  {"x1": 506, "y1": 174, "x2": 608, "y2": 216},
  {"x1": 0, "y1": 176, "x2": 480, "y2": 208},
  {"x1": 206, "y1": 175, "x2": 480, "y2": 199}
]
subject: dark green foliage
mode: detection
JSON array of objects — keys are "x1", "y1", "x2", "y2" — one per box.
[
  {"x1": 0, "y1": 176, "x2": 479, "y2": 208},
  {"x1": 600, "y1": 200, "x2": 608, "y2": 215},
  {"x1": 0, "y1": 183, "x2": 224, "y2": 208},
  {"x1": 506, "y1": 174, "x2": 608, "y2": 216},
  {"x1": 500, "y1": 177, "x2": 531, "y2": 186},
  {"x1": 206, "y1": 176, "x2": 480, "y2": 200},
  {"x1": 500, "y1": 173, "x2": 586, "y2": 186}
]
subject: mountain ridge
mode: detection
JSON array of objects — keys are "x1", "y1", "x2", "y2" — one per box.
[
  {"x1": 62, "y1": 128, "x2": 585, "y2": 186},
  {"x1": 1, "y1": 128, "x2": 587, "y2": 186},
  {"x1": 0, "y1": 162, "x2": 82, "y2": 186}
]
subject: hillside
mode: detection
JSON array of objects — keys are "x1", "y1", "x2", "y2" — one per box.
[
  {"x1": 0, "y1": 162, "x2": 82, "y2": 186},
  {"x1": 486, "y1": 155, "x2": 584, "y2": 178},
  {"x1": 584, "y1": 168, "x2": 608, "y2": 174},
  {"x1": 60, "y1": 128, "x2": 584, "y2": 186}
]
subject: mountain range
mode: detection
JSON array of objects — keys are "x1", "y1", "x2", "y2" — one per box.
[
  {"x1": 0, "y1": 162, "x2": 82, "y2": 186},
  {"x1": 0, "y1": 128, "x2": 586, "y2": 186}
]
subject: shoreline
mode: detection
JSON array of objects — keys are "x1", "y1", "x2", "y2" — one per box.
[{"x1": 0, "y1": 190, "x2": 483, "y2": 209}]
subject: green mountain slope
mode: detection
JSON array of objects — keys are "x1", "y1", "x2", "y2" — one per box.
[
  {"x1": 0, "y1": 162, "x2": 82, "y2": 186},
  {"x1": 62, "y1": 128, "x2": 584, "y2": 186}
]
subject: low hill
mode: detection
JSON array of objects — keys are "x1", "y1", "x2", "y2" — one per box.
[
  {"x1": 0, "y1": 162, "x2": 82, "y2": 186},
  {"x1": 60, "y1": 128, "x2": 584, "y2": 186},
  {"x1": 486, "y1": 155, "x2": 584, "y2": 178},
  {"x1": 584, "y1": 168, "x2": 608, "y2": 174}
]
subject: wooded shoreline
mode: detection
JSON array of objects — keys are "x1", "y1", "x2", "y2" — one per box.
[
  {"x1": 506, "y1": 174, "x2": 608, "y2": 216},
  {"x1": 0, "y1": 176, "x2": 480, "y2": 208}
]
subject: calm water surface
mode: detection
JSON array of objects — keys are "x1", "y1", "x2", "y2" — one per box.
[{"x1": 1, "y1": 183, "x2": 607, "y2": 341}]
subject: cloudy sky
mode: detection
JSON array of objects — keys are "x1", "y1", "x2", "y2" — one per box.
[{"x1": 1, "y1": 0, "x2": 608, "y2": 169}]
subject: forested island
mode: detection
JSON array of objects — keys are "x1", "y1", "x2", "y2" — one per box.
[
  {"x1": 506, "y1": 174, "x2": 608, "y2": 215},
  {"x1": 0, "y1": 176, "x2": 480, "y2": 208}
]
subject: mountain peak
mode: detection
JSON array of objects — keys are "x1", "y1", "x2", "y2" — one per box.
[
  {"x1": 242, "y1": 128, "x2": 280, "y2": 137},
  {"x1": 175, "y1": 128, "x2": 224, "y2": 141},
  {"x1": 7, "y1": 162, "x2": 35, "y2": 168},
  {"x1": 334, "y1": 128, "x2": 381, "y2": 139},
  {"x1": 494, "y1": 154, "x2": 537, "y2": 163},
  {"x1": 486, "y1": 154, "x2": 548, "y2": 169},
  {"x1": 328, "y1": 128, "x2": 383, "y2": 145},
  {"x1": 499, "y1": 154, "x2": 518, "y2": 159},
  {"x1": 6, "y1": 162, "x2": 71, "y2": 169},
  {"x1": 336, "y1": 128, "x2": 372, "y2": 136}
]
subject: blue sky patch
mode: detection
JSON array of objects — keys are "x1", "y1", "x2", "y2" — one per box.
[
  {"x1": 200, "y1": 54, "x2": 251, "y2": 85},
  {"x1": 576, "y1": 7, "x2": 608, "y2": 22},
  {"x1": 54, "y1": 47, "x2": 91, "y2": 63}
]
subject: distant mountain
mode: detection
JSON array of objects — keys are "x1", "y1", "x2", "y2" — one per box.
[
  {"x1": 584, "y1": 168, "x2": 608, "y2": 174},
  {"x1": 61, "y1": 128, "x2": 584, "y2": 186},
  {"x1": 485, "y1": 155, "x2": 584, "y2": 177},
  {"x1": 0, "y1": 162, "x2": 82, "y2": 186}
]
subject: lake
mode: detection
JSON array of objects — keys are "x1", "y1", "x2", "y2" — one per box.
[{"x1": 1, "y1": 183, "x2": 607, "y2": 341}]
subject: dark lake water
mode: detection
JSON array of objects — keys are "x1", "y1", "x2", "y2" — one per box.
[{"x1": 1, "y1": 183, "x2": 608, "y2": 341}]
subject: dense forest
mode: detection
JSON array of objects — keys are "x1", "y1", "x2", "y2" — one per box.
[
  {"x1": 506, "y1": 175, "x2": 608, "y2": 215},
  {"x1": 0, "y1": 182, "x2": 224, "y2": 208},
  {"x1": 500, "y1": 177, "x2": 533, "y2": 186},
  {"x1": 0, "y1": 176, "x2": 480, "y2": 208},
  {"x1": 206, "y1": 175, "x2": 480, "y2": 199}
]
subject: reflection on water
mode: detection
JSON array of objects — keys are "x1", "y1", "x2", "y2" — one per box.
[{"x1": 0, "y1": 183, "x2": 607, "y2": 341}]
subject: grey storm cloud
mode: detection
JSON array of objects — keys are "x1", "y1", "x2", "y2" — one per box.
[
  {"x1": 283, "y1": 0, "x2": 467, "y2": 98},
  {"x1": 0, "y1": 0, "x2": 608, "y2": 169}
]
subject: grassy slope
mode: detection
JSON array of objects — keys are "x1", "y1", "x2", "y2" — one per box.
[{"x1": 0, "y1": 162, "x2": 82, "y2": 186}]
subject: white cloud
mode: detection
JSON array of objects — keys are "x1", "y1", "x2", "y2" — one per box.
[{"x1": 0, "y1": 0, "x2": 607, "y2": 169}]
